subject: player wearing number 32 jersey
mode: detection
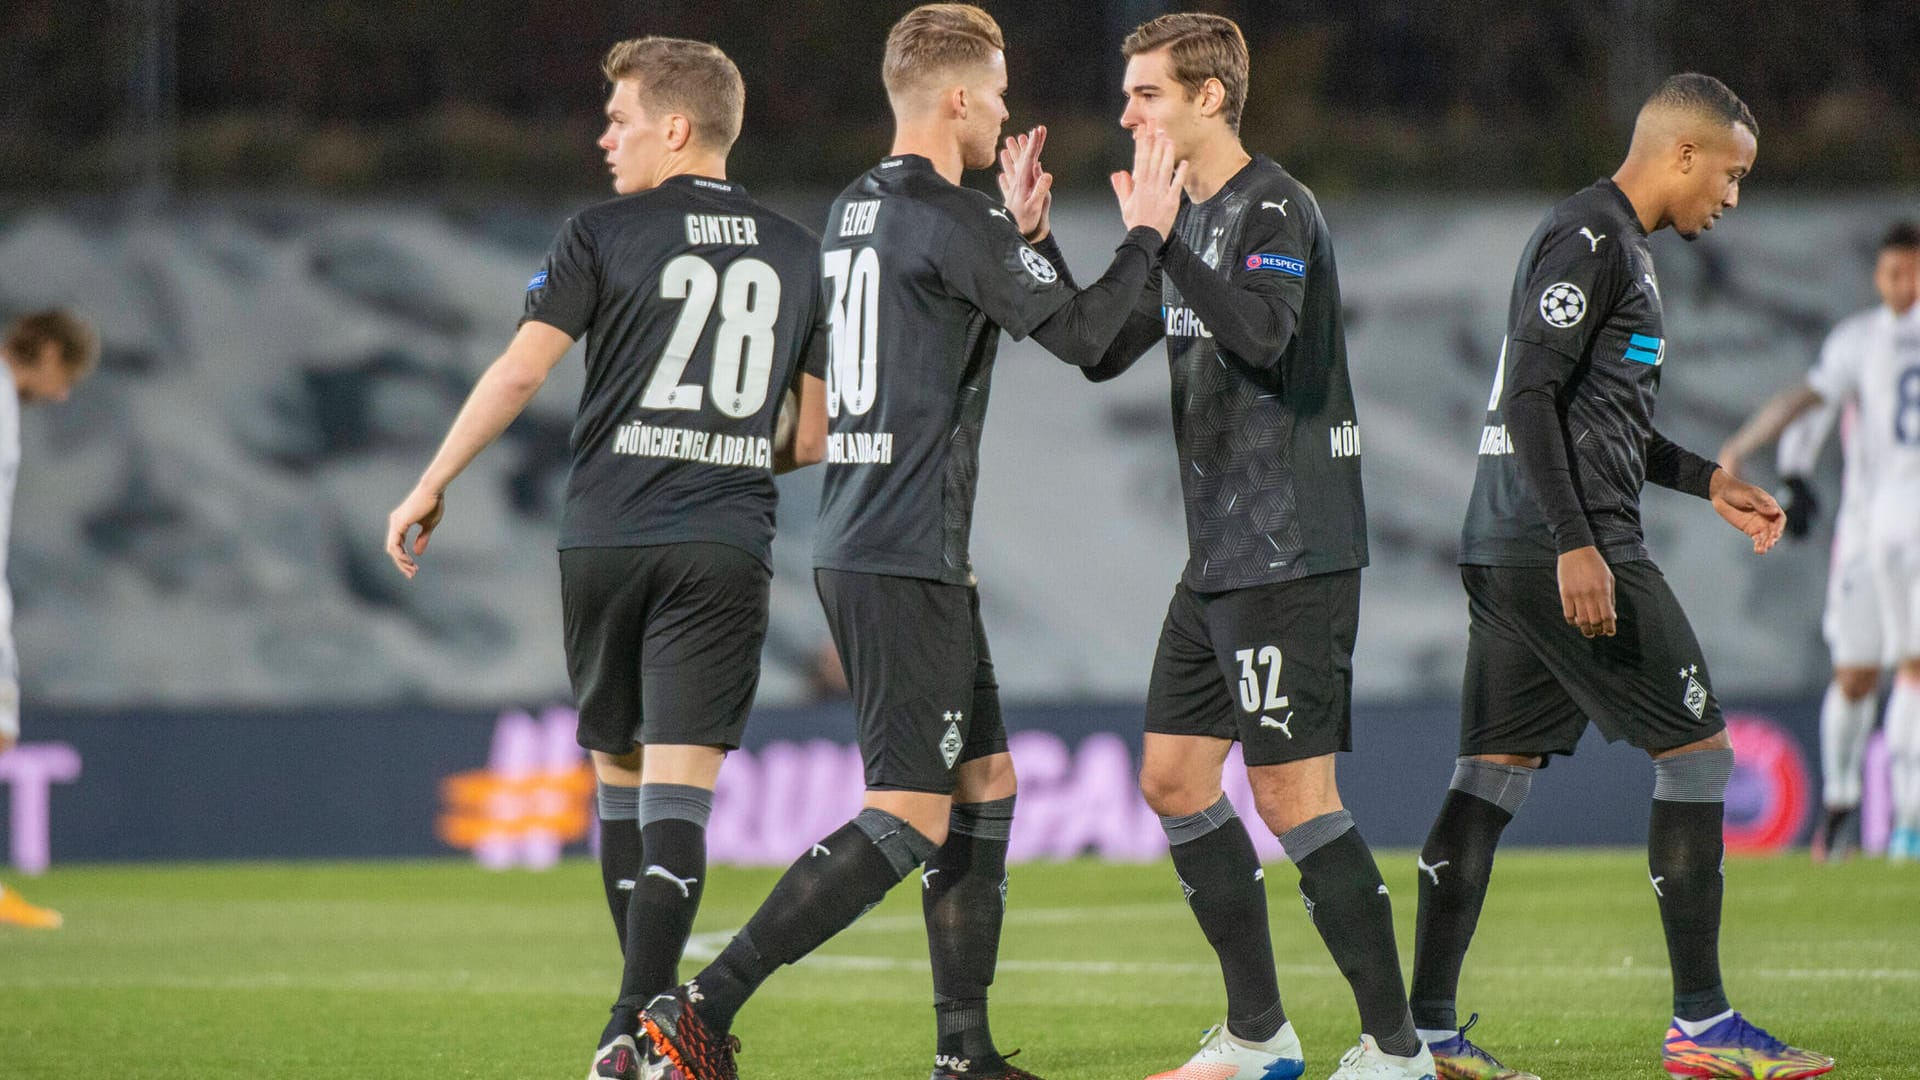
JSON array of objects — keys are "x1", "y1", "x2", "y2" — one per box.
[{"x1": 382, "y1": 37, "x2": 830, "y2": 1080}]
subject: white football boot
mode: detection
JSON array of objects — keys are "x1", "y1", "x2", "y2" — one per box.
[
  {"x1": 1145, "y1": 1020, "x2": 1307, "y2": 1080},
  {"x1": 1325, "y1": 1035, "x2": 1436, "y2": 1080}
]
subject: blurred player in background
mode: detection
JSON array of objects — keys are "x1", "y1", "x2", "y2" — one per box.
[
  {"x1": 1719, "y1": 222, "x2": 1920, "y2": 861},
  {"x1": 0, "y1": 309, "x2": 97, "y2": 930},
  {"x1": 1074, "y1": 13, "x2": 1431, "y2": 1080},
  {"x1": 640, "y1": 6, "x2": 1184, "y2": 1080},
  {"x1": 1416, "y1": 75, "x2": 1833, "y2": 1080},
  {"x1": 383, "y1": 36, "x2": 829, "y2": 1080}
]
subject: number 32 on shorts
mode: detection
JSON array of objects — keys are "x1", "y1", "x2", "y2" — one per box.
[{"x1": 1235, "y1": 646, "x2": 1289, "y2": 713}]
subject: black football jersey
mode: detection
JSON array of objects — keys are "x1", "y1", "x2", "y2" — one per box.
[
  {"x1": 521, "y1": 175, "x2": 828, "y2": 568},
  {"x1": 1156, "y1": 156, "x2": 1368, "y2": 591},
  {"x1": 813, "y1": 154, "x2": 1079, "y2": 584},
  {"x1": 1460, "y1": 179, "x2": 1671, "y2": 566}
]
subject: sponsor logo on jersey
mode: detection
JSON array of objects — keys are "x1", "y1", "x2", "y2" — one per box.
[
  {"x1": 525, "y1": 269, "x2": 548, "y2": 291},
  {"x1": 1261, "y1": 199, "x2": 1289, "y2": 216},
  {"x1": 1624, "y1": 333, "x2": 1664, "y2": 366},
  {"x1": 1329, "y1": 420, "x2": 1361, "y2": 458},
  {"x1": 1245, "y1": 252, "x2": 1306, "y2": 277},
  {"x1": 612, "y1": 423, "x2": 773, "y2": 469},
  {"x1": 1019, "y1": 245, "x2": 1058, "y2": 284},
  {"x1": 839, "y1": 199, "x2": 881, "y2": 238},
  {"x1": 1579, "y1": 226, "x2": 1606, "y2": 251},
  {"x1": 684, "y1": 213, "x2": 760, "y2": 246},
  {"x1": 1477, "y1": 423, "x2": 1515, "y2": 456},
  {"x1": 1164, "y1": 305, "x2": 1212, "y2": 338},
  {"x1": 827, "y1": 430, "x2": 894, "y2": 465},
  {"x1": 1539, "y1": 281, "x2": 1587, "y2": 327}
]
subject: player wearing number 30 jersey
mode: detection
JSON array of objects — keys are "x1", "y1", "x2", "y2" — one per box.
[
  {"x1": 381, "y1": 37, "x2": 830, "y2": 1080},
  {"x1": 637, "y1": 8, "x2": 1186, "y2": 1080}
]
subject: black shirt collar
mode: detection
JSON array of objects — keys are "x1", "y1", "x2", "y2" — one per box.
[
  {"x1": 1597, "y1": 178, "x2": 1647, "y2": 236},
  {"x1": 659, "y1": 174, "x2": 747, "y2": 199}
]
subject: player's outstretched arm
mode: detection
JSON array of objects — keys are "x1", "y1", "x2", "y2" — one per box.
[
  {"x1": 384, "y1": 321, "x2": 574, "y2": 577},
  {"x1": 1716, "y1": 383, "x2": 1822, "y2": 478},
  {"x1": 1019, "y1": 130, "x2": 1183, "y2": 369},
  {"x1": 774, "y1": 372, "x2": 828, "y2": 474}
]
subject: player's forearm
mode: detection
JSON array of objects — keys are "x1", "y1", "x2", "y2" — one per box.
[
  {"x1": 1030, "y1": 227, "x2": 1161, "y2": 368},
  {"x1": 1158, "y1": 237, "x2": 1298, "y2": 370},
  {"x1": 1646, "y1": 429, "x2": 1719, "y2": 499},
  {"x1": 1507, "y1": 381, "x2": 1595, "y2": 554},
  {"x1": 1028, "y1": 233, "x2": 1080, "y2": 291},
  {"x1": 1082, "y1": 309, "x2": 1162, "y2": 383},
  {"x1": 1717, "y1": 385, "x2": 1822, "y2": 470},
  {"x1": 414, "y1": 353, "x2": 550, "y2": 495}
]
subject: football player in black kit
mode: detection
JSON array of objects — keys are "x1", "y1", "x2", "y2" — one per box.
[
  {"x1": 1409, "y1": 74, "x2": 1832, "y2": 1080},
  {"x1": 382, "y1": 38, "x2": 831, "y2": 1080},
  {"x1": 1076, "y1": 13, "x2": 1432, "y2": 1080},
  {"x1": 638, "y1": 7, "x2": 1185, "y2": 1080}
]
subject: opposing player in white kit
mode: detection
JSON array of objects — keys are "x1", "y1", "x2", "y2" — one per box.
[
  {"x1": 0, "y1": 310, "x2": 98, "y2": 928},
  {"x1": 1720, "y1": 221, "x2": 1920, "y2": 861}
]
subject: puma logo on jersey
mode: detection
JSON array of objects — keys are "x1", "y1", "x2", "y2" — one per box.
[
  {"x1": 988, "y1": 207, "x2": 1012, "y2": 223},
  {"x1": 1649, "y1": 873, "x2": 1666, "y2": 898},
  {"x1": 1417, "y1": 856, "x2": 1449, "y2": 885},
  {"x1": 644, "y1": 865, "x2": 699, "y2": 898},
  {"x1": 1261, "y1": 199, "x2": 1289, "y2": 216},
  {"x1": 1579, "y1": 227, "x2": 1606, "y2": 251},
  {"x1": 810, "y1": 842, "x2": 831, "y2": 857},
  {"x1": 922, "y1": 868, "x2": 941, "y2": 890},
  {"x1": 1259, "y1": 712, "x2": 1295, "y2": 738}
]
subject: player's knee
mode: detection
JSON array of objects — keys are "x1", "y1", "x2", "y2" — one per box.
[
  {"x1": 1252, "y1": 788, "x2": 1342, "y2": 837},
  {"x1": 1137, "y1": 762, "x2": 1221, "y2": 818},
  {"x1": 1652, "y1": 745, "x2": 1735, "y2": 802},
  {"x1": 1835, "y1": 667, "x2": 1881, "y2": 701}
]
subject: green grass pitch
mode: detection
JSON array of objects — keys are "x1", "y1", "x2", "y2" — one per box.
[{"x1": 0, "y1": 851, "x2": 1912, "y2": 1078}]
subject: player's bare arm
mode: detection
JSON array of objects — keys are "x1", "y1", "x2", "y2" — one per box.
[
  {"x1": 772, "y1": 371, "x2": 828, "y2": 474},
  {"x1": 1717, "y1": 383, "x2": 1823, "y2": 476},
  {"x1": 384, "y1": 320, "x2": 573, "y2": 577}
]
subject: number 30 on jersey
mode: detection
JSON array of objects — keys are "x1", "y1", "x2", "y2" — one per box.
[{"x1": 822, "y1": 247, "x2": 879, "y2": 418}]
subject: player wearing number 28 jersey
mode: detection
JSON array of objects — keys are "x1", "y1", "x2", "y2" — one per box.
[{"x1": 381, "y1": 37, "x2": 831, "y2": 1080}]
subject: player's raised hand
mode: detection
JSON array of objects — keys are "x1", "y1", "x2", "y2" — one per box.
[
  {"x1": 1557, "y1": 545, "x2": 1616, "y2": 638},
  {"x1": 997, "y1": 125, "x2": 1053, "y2": 242},
  {"x1": 1112, "y1": 128, "x2": 1186, "y2": 240},
  {"x1": 1709, "y1": 468, "x2": 1786, "y2": 554},
  {"x1": 385, "y1": 487, "x2": 446, "y2": 578}
]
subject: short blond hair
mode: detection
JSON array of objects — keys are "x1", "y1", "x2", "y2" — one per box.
[
  {"x1": 4, "y1": 309, "x2": 98, "y2": 377},
  {"x1": 883, "y1": 4, "x2": 1005, "y2": 101},
  {"x1": 601, "y1": 37, "x2": 745, "y2": 151},
  {"x1": 1122, "y1": 13, "x2": 1250, "y2": 132}
]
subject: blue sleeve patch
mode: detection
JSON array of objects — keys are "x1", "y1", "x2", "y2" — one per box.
[
  {"x1": 525, "y1": 269, "x2": 549, "y2": 291},
  {"x1": 1244, "y1": 253, "x2": 1305, "y2": 277}
]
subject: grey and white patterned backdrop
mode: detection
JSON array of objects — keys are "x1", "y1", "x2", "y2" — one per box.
[{"x1": 2, "y1": 191, "x2": 1909, "y2": 707}]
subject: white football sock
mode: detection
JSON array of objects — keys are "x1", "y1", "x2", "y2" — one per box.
[{"x1": 1820, "y1": 680, "x2": 1877, "y2": 808}]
